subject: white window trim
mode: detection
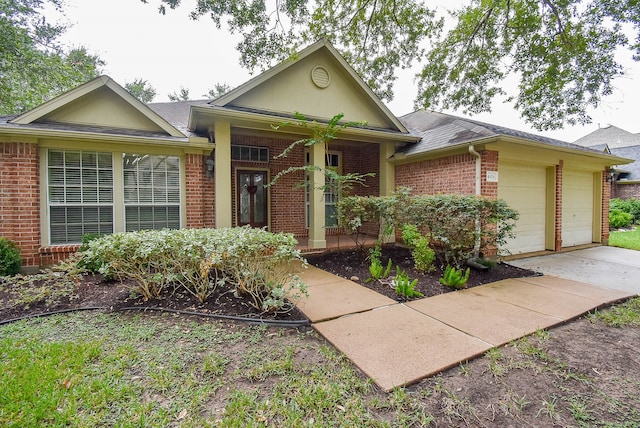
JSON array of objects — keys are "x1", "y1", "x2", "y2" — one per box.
[{"x1": 40, "y1": 146, "x2": 186, "y2": 246}]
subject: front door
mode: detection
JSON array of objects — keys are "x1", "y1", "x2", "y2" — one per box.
[{"x1": 237, "y1": 170, "x2": 268, "y2": 228}]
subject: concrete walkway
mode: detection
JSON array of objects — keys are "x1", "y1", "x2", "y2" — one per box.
[
  {"x1": 294, "y1": 265, "x2": 635, "y2": 392},
  {"x1": 509, "y1": 246, "x2": 640, "y2": 295}
]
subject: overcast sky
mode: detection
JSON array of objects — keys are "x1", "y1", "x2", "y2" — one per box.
[{"x1": 48, "y1": 0, "x2": 640, "y2": 143}]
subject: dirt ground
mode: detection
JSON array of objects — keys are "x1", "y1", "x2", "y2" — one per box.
[
  {"x1": 306, "y1": 246, "x2": 538, "y2": 301},
  {"x1": 1, "y1": 249, "x2": 639, "y2": 425}
]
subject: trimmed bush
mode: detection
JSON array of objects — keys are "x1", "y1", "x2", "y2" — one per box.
[
  {"x1": 610, "y1": 210, "x2": 634, "y2": 230},
  {"x1": 0, "y1": 238, "x2": 21, "y2": 276},
  {"x1": 78, "y1": 227, "x2": 307, "y2": 313},
  {"x1": 338, "y1": 188, "x2": 519, "y2": 266}
]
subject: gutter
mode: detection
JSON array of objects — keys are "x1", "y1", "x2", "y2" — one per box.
[{"x1": 0, "y1": 127, "x2": 211, "y2": 150}]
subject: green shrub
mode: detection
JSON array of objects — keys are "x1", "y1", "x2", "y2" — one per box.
[
  {"x1": 439, "y1": 265, "x2": 470, "y2": 289},
  {"x1": 76, "y1": 233, "x2": 103, "y2": 272},
  {"x1": 339, "y1": 189, "x2": 519, "y2": 266},
  {"x1": 393, "y1": 266, "x2": 423, "y2": 298},
  {"x1": 78, "y1": 227, "x2": 307, "y2": 313},
  {"x1": 610, "y1": 198, "x2": 640, "y2": 223},
  {"x1": 401, "y1": 224, "x2": 436, "y2": 272},
  {"x1": 0, "y1": 238, "x2": 21, "y2": 276},
  {"x1": 397, "y1": 192, "x2": 518, "y2": 265},
  {"x1": 337, "y1": 195, "x2": 397, "y2": 250},
  {"x1": 610, "y1": 210, "x2": 634, "y2": 230}
]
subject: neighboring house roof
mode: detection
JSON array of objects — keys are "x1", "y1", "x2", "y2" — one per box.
[
  {"x1": 610, "y1": 146, "x2": 640, "y2": 182},
  {"x1": 573, "y1": 125, "x2": 640, "y2": 149},
  {"x1": 398, "y1": 110, "x2": 616, "y2": 159}
]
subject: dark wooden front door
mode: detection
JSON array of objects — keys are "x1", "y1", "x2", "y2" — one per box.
[{"x1": 237, "y1": 170, "x2": 268, "y2": 228}]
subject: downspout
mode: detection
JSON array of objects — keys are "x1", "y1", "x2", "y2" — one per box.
[
  {"x1": 468, "y1": 145, "x2": 481, "y2": 196},
  {"x1": 469, "y1": 145, "x2": 482, "y2": 259}
]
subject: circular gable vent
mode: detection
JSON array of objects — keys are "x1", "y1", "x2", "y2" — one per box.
[{"x1": 311, "y1": 66, "x2": 330, "y2": 88}]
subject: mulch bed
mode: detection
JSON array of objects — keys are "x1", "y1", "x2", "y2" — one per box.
[
  {"x1": 0, "y1": 246, "x2": 538, "y2": 324},
  {"x1": 306, "y1": 245, "x2": 539, "y2": 302}
]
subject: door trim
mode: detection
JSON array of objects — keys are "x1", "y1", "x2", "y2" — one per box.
[{"x1": 234, "y1": 168, "x2": 270, "y2": 229}]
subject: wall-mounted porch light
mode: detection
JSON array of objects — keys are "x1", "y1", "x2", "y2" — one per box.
[{"x1": 205, "y1": 158, "x2": 215, "y2": 178}]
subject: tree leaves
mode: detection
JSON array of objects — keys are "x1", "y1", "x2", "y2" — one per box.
[
  {"x1": 145, "y1": 0, "x2": 639, "y2": 130},
  {"x1": 0, "y1": 0, "x2": 103, "y2": 114}
]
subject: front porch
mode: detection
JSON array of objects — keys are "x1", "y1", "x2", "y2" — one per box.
[{"x1": 295, "y1": 234, "x2": 379, "y2": 254}]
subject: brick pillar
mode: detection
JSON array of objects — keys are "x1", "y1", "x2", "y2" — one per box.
[
  {"x1": 0, "y1": 142, "x2": 40, "y2": 267},
  {"x1": 554, "y1": 161, "x2": 563, "y2": 251},
  {"x1": 602, "y1": 167, "x2": 611, "y2": 245}
]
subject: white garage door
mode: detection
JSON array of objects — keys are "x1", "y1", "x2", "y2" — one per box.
[
  {"x1": 498, "y1": 163, "x2": 547, "y2": 255},
  {"x1": 562, "y1": 170, "x2": 594, "y2": 247}
]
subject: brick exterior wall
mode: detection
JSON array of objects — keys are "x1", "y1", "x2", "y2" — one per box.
[
  {"x1": 0, "y1": 142, "x2": 40, "y2": 267},
  {"x1": 612, "y1": 182, "x2": 640, "y2": 199},
  {"x1": 185, "y1": 153, "x2": 215, "y2": 228},
  {"x1": 480, "y1": 150, "x2": 499, "y2": 199},
  {"x1": 227, "y1": 136, "x2": 380, "y2": 238},
  {"x1": 395, "y1": 153, "x2": 476, "y2": 195}
]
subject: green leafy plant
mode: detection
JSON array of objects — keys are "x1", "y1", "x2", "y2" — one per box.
[
  {"x1": 401, "y1": 224, "x2": 436, "y2": 272},
  {"x1": 339, "y1": 189, "x2": 519, "y2": 266},
  {"x1": 610, "y1": 198, "x2": 640, "y2": 223},
  {"x1": 368, "y1": 258, "x2": 393, "y2": 282},
  {"x1": 0, "y1": 237, "x2": 21, "y2": 276},
  {"x1": 366, "y1": 243, "x2": 393, "y2": 282},
  {"x1": 76, "y1": 233, "x2": 103, "y2": 272},
  {"x1": 393, "y1": 266, "x2": 423, "y2": 298},
  {"x1": 439, "y1": 265, "x2": 470, "y2": 289},
  {"x1": 78, "y1": 227, "x2": 307, "y2": 312},
  {"x1": 609, "y1": 210, "x2": 634, "y2": 229}
]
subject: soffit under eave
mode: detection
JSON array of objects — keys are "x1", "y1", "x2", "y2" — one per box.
[
  {"x1": 189, "y1": 106, "x2": 418, "y2": 145},
  {"x1": 11, "y1": 76, "x2": 185, "y2": 138},
  {"x1": 209, "y1": 40, "x2": 409, "y2": 134},
  {"x1": 0, "y1": 126, "x2": 210, "y2": 150}
]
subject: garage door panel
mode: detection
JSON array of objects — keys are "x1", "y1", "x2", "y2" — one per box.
[
  {"x1": 562, "y1": 170, "x2": 593, "y2": 247},
  {"x1": 498, "y1": 163, "x2": 547, "y2": 255}
]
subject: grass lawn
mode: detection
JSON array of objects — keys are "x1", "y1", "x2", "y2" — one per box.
[
  {"x1": 2, "y1": 301, "x2": 640, "y2": 427},
  {"x1": 609, "y1": 228, "x2": 640, "y2": 250}
]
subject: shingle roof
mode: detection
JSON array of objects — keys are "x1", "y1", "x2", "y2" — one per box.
[
  {"x1": 610, "y1": 146, "x2": 640, "y2": 181},
  {"x1": 0, "y1": 114, "x2": 185, "y2": 140},
  {"x1": 147, "y1": 100, "x2": 210, "y2": 135},
  {"x1": 398, "y1": 110, "x2": 605, "y2": 156},
  {"x1": 573, "y1": 125, "x2": 640, "y2": 149}
]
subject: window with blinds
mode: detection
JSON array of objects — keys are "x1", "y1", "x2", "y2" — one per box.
[
  {"x1": 48, "y1": 150, "x2": 114, "y2": 244},
  {"x1": 123, "y1": 154, "x2": 180, "y2": 231},
  {"x1": 305, "y1": 151, "x2": 341, "y2": 228}
]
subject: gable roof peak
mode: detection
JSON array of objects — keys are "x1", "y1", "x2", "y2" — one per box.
[
  {"x1": 208, "y1": 39, "x2": 408, "y2": 133},
  {"x1": 10, "y1": 75, "x2": 184, "y2": 137}
]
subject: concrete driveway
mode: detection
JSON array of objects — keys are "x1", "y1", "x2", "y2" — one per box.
[{"x1": 508, "y1": 246, "x2": 640, "y2": 295}]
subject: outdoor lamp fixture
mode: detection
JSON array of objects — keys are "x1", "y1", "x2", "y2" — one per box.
[{"x1": 205, "y1": 158, "x2": 215, "y2": 178}]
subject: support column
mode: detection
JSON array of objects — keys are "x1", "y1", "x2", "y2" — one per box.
[
  {"x1": 379, "y1": 142, "x2": 396, "y2": 243},
  {"x1": 308, "y1": 142, "x2": 326, "y2": 249},
  {"x1": 554, "y1": 161, "x2": 563, "y2": 251},
  {"x1": 214, "y1": 121, "x2": 232, "y2": 228}
]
